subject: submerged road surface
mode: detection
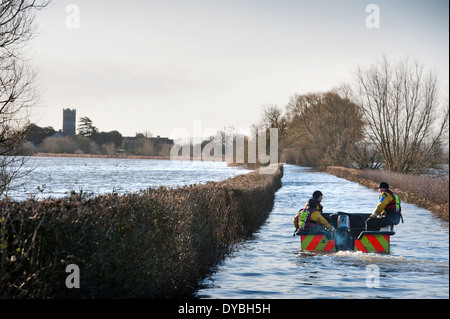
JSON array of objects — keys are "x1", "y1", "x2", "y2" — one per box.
[{"x1": 198, "y1": 164, "x2": 449, "y2": 299}]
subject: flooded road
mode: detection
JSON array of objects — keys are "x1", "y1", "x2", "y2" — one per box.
[
  {"x1": 198, "y1": 165, "x2": 449, "y2": 298},
  {"x1": 8, "y1": 158, "x2": 448, "y2": 298}
]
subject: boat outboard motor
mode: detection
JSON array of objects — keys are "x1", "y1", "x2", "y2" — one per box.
[
  {"x1": 337, "y1": 214, "x2": 350, "y2": 229},
  {"x1": 335, "y1": 214, "x2": 352, "y2": 251}
]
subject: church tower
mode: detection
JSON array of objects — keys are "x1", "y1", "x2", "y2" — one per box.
[{"x1": 63, "y1": 108, "x2": 76, "y2": 136}]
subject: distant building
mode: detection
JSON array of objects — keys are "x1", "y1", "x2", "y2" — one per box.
[
  {"x1": 51, "y1": 131, "x2": 63, "y2": 139},
  {"x1": 122, "y1": 135, "x2": 174, "y2": 147},
  {"x1": 121, "y1": 135, "x2": 174, "y2": 156},
  {"x1": 150, "y1": 135, "x2": 174, "y2": 147},
  {"x1": 62, "y1": 108, "x2": 76, "y2": 136}
]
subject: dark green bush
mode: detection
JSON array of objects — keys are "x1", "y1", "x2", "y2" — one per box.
[{"x1": 0, "y1": 164, "x2": 283, "y2": 298}]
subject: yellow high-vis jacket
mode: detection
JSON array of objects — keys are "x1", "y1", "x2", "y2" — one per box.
[
  {"x1": 372, "y1": 191, "x2": 394, "y2": 218},
  {"x1": 309, "y1": 210, "x2": 334, "y2": 231},
  {"x1": 293, "y1": 207, "x2": 334, "y2": 231}
]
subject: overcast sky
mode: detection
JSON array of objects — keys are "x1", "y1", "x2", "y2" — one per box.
[{"x1": 29, "y1": 0, "x2": 449, "y2": 138}]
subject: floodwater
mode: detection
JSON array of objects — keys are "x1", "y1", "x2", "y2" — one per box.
[
  {"x1": 6, "y1": 158, "x2": 449, "y2": 298},
  {"x1": 198, "y1": 165, "x2": 449, "y2": 299},
  {"x1": 7, "y1": 156, "x2": 251, "y2": 200}
]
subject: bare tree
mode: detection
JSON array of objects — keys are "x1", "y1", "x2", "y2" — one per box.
[
  {"x1": 354, "y1": 56, "x2": 449, "y2": 174},
  {"x1": 351, "y1": 139, "x2": 384, "y2": 169},
  {"x1": 283, "y1": 91, "x2": 364, "y2": 167},
  {"x1": 0, "y1": 0, "x2": 50, "y2": 196},
  {"x1": 253, "y1": 104, "x2": 288, "y2": 161}
]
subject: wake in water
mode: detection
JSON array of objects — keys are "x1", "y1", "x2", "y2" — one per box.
[{"x1": 298, "y1": 249, "x2": 449, "y2": 276}]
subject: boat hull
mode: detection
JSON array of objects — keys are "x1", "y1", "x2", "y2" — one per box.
[
  {"x1": 300, "y1": 234, "x2": 336, "y2": 252},
  {"x1": 354, "y1": 232, "x2": 392, "y2": 254},
  {"x1": 296, "y1": 212, "x2": 395, "y2": 254}
]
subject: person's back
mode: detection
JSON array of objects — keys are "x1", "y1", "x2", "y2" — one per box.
[{"x1": 295, "y1": 198, "x2": 334, "y2": 232}]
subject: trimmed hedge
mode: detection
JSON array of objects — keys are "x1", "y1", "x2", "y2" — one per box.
[{"x1": 0, "y1": 164, "x2": 283, "y2": 298}]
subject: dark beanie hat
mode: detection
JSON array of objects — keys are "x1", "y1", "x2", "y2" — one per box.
[
  {"x1": 312, "y1": 191, "x2": 323, "y2": 199},
  {"x1": 308, "y1": 198, "x2": 318, "y2": 209},
  {"x1": 378, "y1": 182, "x2": 389, "y2": 189}
]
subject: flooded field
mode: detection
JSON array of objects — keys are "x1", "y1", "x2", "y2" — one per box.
[{"x1": 7, "y1": 156, "x2": 251, "y2": 200}]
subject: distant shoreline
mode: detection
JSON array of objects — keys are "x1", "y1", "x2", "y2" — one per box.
[
  {"x1": 32, "y1": 152, "x2": 173, "y2": 160},
  {"x1": 31, "y1": 152, "x2": 243, "y2": 164}
]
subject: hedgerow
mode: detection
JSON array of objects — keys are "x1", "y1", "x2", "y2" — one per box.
[{"x1": 0, "y1": 164, "x2": 283, "y2": 298}]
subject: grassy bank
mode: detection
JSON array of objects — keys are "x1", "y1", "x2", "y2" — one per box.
[
  {"x1": 326, "y1": 166, "x2": 449, "y2": 222},
  {"x1": 0, "y1": 164, "x2": 283, "y2": 298}
]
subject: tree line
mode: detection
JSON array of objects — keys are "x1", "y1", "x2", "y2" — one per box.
[
  {"x1": 21, "y1": 56, "x2": 450, "y2": 174},
  {"x1": 196, "y1": 57, "x2": 448, "y2": 175},
  {"x1": 24, "y1": 118, "x2": 173, "y2": 157},
  {"x1": 251, "y1": 56, "x2": 449, "y2": 174}
]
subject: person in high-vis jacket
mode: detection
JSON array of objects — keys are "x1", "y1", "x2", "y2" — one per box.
[
  {"x1": 311, "y1": 190, "x2": 324, "y2": 213},
  {"x1": 366, "y1": 182, "x2": 403, "y2": 231},
  {"x1": 294, "y1": 198, "x2": 335, "y2": 232}
]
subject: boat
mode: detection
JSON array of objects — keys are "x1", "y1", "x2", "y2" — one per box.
[{"x1": 295, "y1": 212, "x2": 396, "y2": 254}]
